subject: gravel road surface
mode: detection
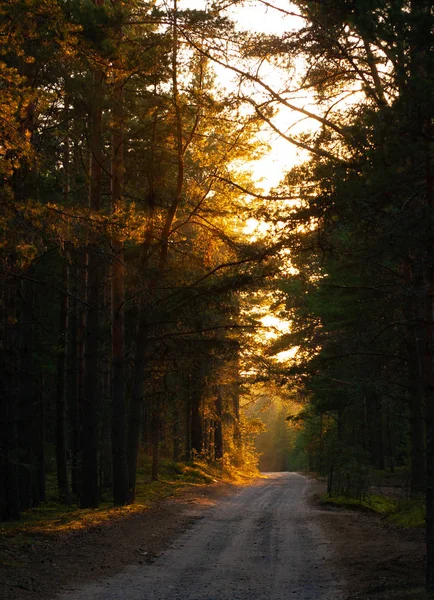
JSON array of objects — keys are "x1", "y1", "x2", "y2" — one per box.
[{"x1": 57, "y1": 473, "x2": 344, "y2": 600}]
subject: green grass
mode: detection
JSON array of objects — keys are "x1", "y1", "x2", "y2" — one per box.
[
  {"x1": 0, "y1": 458, "x2": 249, "y2": 556},
  {"x1": 388, "y1": 499, "x2": 425, "y2": 528},
  {"x1": 133, "y1": 459, "x2": 223, "y2": 504},
  {"x1": 321, "y1": 493, "x2": 397, "y2": 514},
  {"x1": 321, "y1": 492, "x2": 425, "y2": 528}
]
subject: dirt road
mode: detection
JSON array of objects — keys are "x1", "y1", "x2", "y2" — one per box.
[{"x1": 57, "y1": 473, "x2": 345, "y2": 600}]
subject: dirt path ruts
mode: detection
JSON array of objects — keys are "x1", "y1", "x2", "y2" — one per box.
[
  {"x1": 0, "y1": 482, "x2": 238, "y2": 600},
  {"x1": 1, "y1": 473, "x2": 425, "y2": 600},
  {"x1": 56, "y1": 473, "x2": 344, "y2": 600}
]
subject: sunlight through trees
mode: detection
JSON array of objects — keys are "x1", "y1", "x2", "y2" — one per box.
[{"x1": 1, "y1": 0, "x2": 434, "y2": 592}]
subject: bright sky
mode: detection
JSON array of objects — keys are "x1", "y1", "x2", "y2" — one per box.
[
  {"x1": 179, "y1": 0, "x2": 309, "y2": 190},
  {"x1": 225, "y1": 1, "x2": 308, "y2": 190},
  {"x1": 178, "y1": 0, "x2": 307, "y2": 355}
]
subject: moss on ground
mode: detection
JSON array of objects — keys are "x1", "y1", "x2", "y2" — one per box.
[
  {"x1": 321, "y1": 494, "x2": 397, "y2": 514},
  {"x1": 321, "y1": 492, "x2": 425, "y2": 528},
  {"x1": 388, "y1": 500, "x2": 425, "y2": 528}
]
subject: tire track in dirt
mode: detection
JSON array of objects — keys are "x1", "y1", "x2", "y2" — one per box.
[{"x1": 57, "y1": 473, "x2": 345, "y2": 600}]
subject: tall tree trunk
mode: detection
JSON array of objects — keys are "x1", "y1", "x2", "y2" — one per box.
[
  {"x1": 74, "y1": 252, "x2": 87, "y2": 498},
  {"x1": 203, "y1": 418, "x2": 210, "y2": 459},
  {"x1": 376, "y1": 400, "x2": 385, "y2": 471},
  {"x1": 403, "y1": 258, "x2": 426, "y2": 495},
  {"x1": 81, "y1": 255, "x2": 100, "y2": 507},
  {"x1": 99, "y1": 272, "x2": 112, "y2": 495},
  {"x1": 111, "y1": 52, "x2": 128, "y2": 505},
  {"x1": 191, "y1": 382, "x2": 203, "y2": 457},
  {"x1": 185, "y1": 392, "x2": 192, "y2": 462},
  {"x1": 424, "y1": 228, "x2": 434, "y2": 589},
  {"x1": 1, "y1": 281, "x2": 21, "y2": 520},
  {"x1": 151, "y1": 394, "x2": 160, "y2": 481},
  {"x1": 214, "y1": 388, "x2": 223, "y2": 461},
  {"x1": 423, "y1": 117, "x2": 434, "y2": 593},
  {"x1": 56, "y1": 257, "x2": 70, "y2": 502},
  {"x1": 127, "y1": 315, "x2": 148, "y2": 502},
  {"x1": 67, "y1": 253, "x2": 80, "y2": 496},
  {"x1": 80, "y1": 58, "x2": 103, "y2": 508},
  {"x1": 233, "y1": 392, "x2": 242, "y2": 450},
  {"x1": 35, "y1": 373, "x2": 46, "y2": 502},
  {"x1": 173, "y1": 406, "x2": 182, "y2": 462},
  {"x1": 18, "y1": 275, "x2": 37, "y2": 509}
]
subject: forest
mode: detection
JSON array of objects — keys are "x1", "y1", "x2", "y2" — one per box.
[{"x1": 1, "y1": 0, "x2": 434, "y2": 593}]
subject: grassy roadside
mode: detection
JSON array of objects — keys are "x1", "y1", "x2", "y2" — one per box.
[
  {"x1": 0, "y1": 459, "x2": 255, "y2": 560},
  {"x1": 320, "y1": 493, "x2": 425, "y2": 528},
  {"x1": 319, "y1": 466, "x2": 425, "y2": 528}
]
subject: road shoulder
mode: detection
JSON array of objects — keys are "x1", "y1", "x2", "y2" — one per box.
[
  {"x1": 309, "y1": 479, "x2": 425, "y2": 599},
  {"x1": 1, "y1": 475, "x2": 426, "y2": 600},
  {"x1": 0, "y1": 481, "x2": 243, "y2": 600}
]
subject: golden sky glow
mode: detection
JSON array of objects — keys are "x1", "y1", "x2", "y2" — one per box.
[{"x1": 179, "y1": 0, "x2": 309, "y2": 190}]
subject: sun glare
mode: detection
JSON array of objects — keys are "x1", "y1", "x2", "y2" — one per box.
[
  {"x1": 180, "y1": 0, "x2": 306, "y2": 190},
  {"x1": 261, "y1": 314, "x2": 290, "y2": 338},
  {"x1": 275, "y1": 346, "x2": 299, "y2": 362}
]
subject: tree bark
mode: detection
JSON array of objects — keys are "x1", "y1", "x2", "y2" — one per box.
[
  {"x1": 1, "y1": 281, "x2": 21, "y2": 520},
  {"x1": 173, "y1": 407, "x2": 182, "y2": 462},
  {"x1": 424, "y1": 118, "x2": 434, "y2": 593},
  {"x1": 403, "y1": 258, "x2": 426, "y2": 495},
  {"x1": 214, "y1": 389, "x2": 223, "y2": 461},
  {"x1": 80, "y1": 58, "x2": 103, "y2": 508},
  {"x1": 18, "y1": 275, "x2": 37, "y2": 509},
  {"x1": 67, "y1": 253, "x2": 80, "y2": 496},
  {"x1": 191, "y1": 380, "x2": 203, "y2": 457},
  {"x1": 56, "y1": 257, "x2": 70, "y2": 502},
  {"x1": 35, "y1": 374, "x2": 46, "y2": 502},
  {"x1": 185, "y1": 392, "x2": 192, "y2": 462},
  {"x1": 127, "y1": 315, "x2": 148, "y2": 502},
  {"x1": 111, "y1": 54, "x2": 129, "y2": 505},
  {"x1": 151, "y1": 396, "x2": 160, "y2": 481}
]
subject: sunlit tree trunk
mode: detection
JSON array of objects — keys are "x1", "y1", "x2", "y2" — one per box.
[
  {"x1": 191, "y1": 378, "x2": 203, "y2": 457},
  {"x1": 214, "y1": 388, "x2": 223, "y2": 461}
]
